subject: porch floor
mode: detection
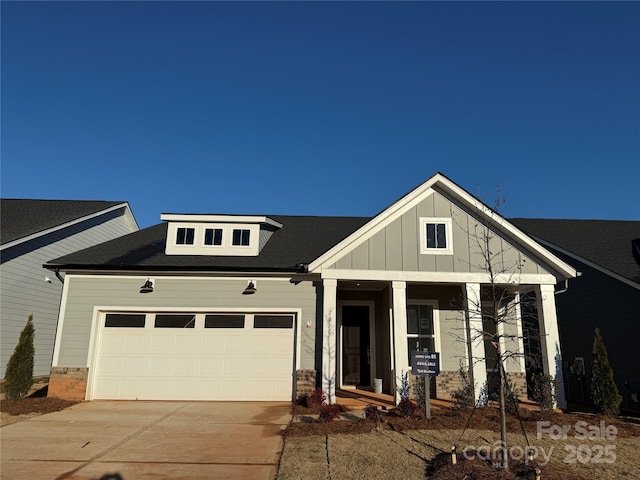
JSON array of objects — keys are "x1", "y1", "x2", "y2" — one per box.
[{"x1": 335, "y1": 388, "x2": 395, "y2": 409}]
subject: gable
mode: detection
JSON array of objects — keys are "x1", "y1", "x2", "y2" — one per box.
[
  {"x1": 0, "y1": 199, "x2": 131, "y2": 246},
  {"x1": 324, "y1": 190, "x2": 550, "y2": 275},
  {"x1": 309, "y1": 173, "x2": 576, "y2": 281}
]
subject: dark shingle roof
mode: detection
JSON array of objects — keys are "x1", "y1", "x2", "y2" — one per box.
[
  {"x1": 510, "y1": 218, "x2": 640, "y2": 284},
  {"x1": 45, "y1": 215, "x2": 371, "y2": 272},
  {"x1": 1, "y1": 199, "x2": 126, "y2": 245}
]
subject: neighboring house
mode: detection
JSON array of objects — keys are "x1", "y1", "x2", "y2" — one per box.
[
  {"x1": 43, "y1": 173, "x2": 577, "y2": 407},
  {"x1": 1, "y1": 200, "x2": 138, "y2": 378},
  {"x1": 510, "y1": 219, "x2": 640, "y2": 413}
]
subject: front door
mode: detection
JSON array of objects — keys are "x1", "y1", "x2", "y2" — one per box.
[{"x1": 341, "y1": 305, "x2": 371, "y2": 387}]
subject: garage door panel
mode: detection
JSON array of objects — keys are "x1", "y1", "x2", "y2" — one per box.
[
  {"x1": 175, "y1": 336, "x2": 198, "y2": 352},
  {"x1": 150, "y1": 336, "x2": 173, "y2": 353},
  {"x1": 201, "y1": 336, "x2": 224, "y2": 351},
  {"x1": 200, "y1": 357, "x2": 222, "y2": 374},
  {"x1": 224, "y1": 336, "x2": 245, "y2": 353},
  {"x1": 124, "y1": 335, "x2": 147, "y2": 353},
  {"x1": 93, "y1": 312, "x2": 295, "y2": 401},
  {"x1": 122, "y1": 357, "x2": 146, "y2": 374},
  {"x1": 249, "y1": 357, "x2": 272, "y2": 375},
  {"x1": 148, "y1": 356, "x2": 172, "y2": 375},
  {"x1": 147, "y1": 379, "x2": 170, "y2": 397},
  {"x1": 173, "y1": 357, "x2": 198, "y2": 375},
  {"x1": 101, "y1": 335, "x2": 125, "y2": 352}
]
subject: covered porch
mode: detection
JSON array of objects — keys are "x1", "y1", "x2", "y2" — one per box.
[{"x1": 320, "y1": 278, "x2": 564, "y2": 408}]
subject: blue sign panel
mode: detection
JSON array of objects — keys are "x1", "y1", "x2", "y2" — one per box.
[{"x1": 411, "y1": 351, "x2": 440, "y2": 376}]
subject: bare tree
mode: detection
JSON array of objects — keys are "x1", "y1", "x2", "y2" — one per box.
[{"x1": 449, "y1": 192, "x2": 538, "y2": 471}]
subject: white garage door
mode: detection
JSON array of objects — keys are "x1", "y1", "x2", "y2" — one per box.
[{"x1": 91, "y1": 312, "x2": 295, "y2": 401}]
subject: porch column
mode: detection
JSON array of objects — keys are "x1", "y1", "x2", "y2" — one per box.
[
  {"x1": 535, "y1": 284, "x2": 567, "y2": 409},
  {"x1": 322, "y1": 278, "x2": 338, "y2": 404},
  {"x1": 392, "y1": 281, "x2": 409, "y2": 404},
  {"x1": 465, "y1": 283, "x2": 488, "y2": 404},
  {"x1": 512, "y1": 290, "x2": 527, "y2": 374}
]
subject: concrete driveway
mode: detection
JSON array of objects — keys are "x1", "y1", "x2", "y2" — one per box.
[{"x1": 0, "y1": 401, "x2": 292, "y2": 480}]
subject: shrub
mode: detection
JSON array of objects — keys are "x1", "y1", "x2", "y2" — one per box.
[
  {"x1": 503, "y1": 373, "x2": 520, "y2": 414},
  {"x1": 318, "y1": 404, "x2": 341, "y2": 422},
  {"x1": 591, "y1": 328, "x2": 622, "y2": 417},
  {"x1": 530, "y1": 373, "x2": 558, "y2": 413},
  {"x1": 397, "y1": 398, "x2": 418, "y2": 417},
  {"x1": 305, "y1": 388, "x2": 327, "y2": 410},
  {"x1": 4, "y1": 315, "x2": 35, "y2": 401},
  {"x1": 363, "y1": 403, "x2": 381, "y2": 421},
  {"x1": 414, "y1": 375, "x2": 426, "y2": 409},
  {"x1": 451, "y1": 364, "x2": 474, "y2": 411},
  {"x1": 396, "y1": 370, "x2": 410, "y2": 400}
]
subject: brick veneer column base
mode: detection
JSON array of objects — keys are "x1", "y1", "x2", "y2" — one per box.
[
  {"x1": 435, "y1": 370, "x2": 462, "y2": 399},
  {"x1": 48, "y1": 367, "x2": 88, "y2": 401},
  {"x1": 295, "y1": 369, "x2": 316, "y2": 400}
]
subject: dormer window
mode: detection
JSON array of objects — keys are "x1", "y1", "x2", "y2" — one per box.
[
  {"x1": 232, "y1": 229, "x2": 250, "y2": 246},
  {"x1": 204, "y1": 228, "x2": 223, "y2": 246},
  {"x1": 162, "y1": 214, "x2": 283, "y2": 257},
  {"x1": 176, "y1": 227, "x2": 195, "y2": 245}
]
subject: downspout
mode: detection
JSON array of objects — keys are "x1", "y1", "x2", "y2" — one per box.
[
  {"x1": 554, "y1": 272, "x2": 581, "y2": 295},
  {"x1": 55, "y1": 268, "x2": 65, "y2": 284}
]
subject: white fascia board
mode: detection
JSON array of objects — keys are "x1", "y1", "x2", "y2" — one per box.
[
  {"x1": 308, "y1": 173, "x2": 577, "y2": 282},
  {"x1": 308, "y1": 180, "x2": 442, "y2": 271},
  {"x1": 320, "y1": 268, "x2": 559, "y2": 286},
  {"x1": 435, "y1": 178, "x2": 578, "y2": 281},
  {"x1": 160, "y1": 214, "x2": 283, "y2": 228},
  {"x1": 0, "y1": 203, "x2": 132, "y2": 251}
]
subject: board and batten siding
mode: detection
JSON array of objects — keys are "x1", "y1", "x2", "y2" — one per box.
[
  {"x1": 328, "y1": 191, "x2": 551, "y2": 276},
  {"x1": 55, "y1": 275, "x2": 318, "y2": 370},
  {"x1": 1, "y1": 207, "x2": 137, "y2": 378}
]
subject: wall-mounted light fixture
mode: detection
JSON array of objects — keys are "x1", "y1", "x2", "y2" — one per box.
[
  {"x1": 242, "y1": 280, "x2": 257, "y2": 295},
  {"x1": 140, "y1": 279, "x2": 154, "y2": 293}
]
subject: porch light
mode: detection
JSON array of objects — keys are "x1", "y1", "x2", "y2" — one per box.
[
  {"x1": 140, "y1": 279, "x2": 154, "y2": 293},
  {"x1": 242, "y1": 281, "x2": 257, "y2": 295}
]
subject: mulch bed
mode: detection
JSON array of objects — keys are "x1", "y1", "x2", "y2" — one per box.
[
  {"x1": 427, "y1": 451, "x2": 589, "y2": 480},
  {"x1": 1, "y1": 396, "x2": 79, "y2": 416},
  {"x1": 284, "y1": 403, "x2": 639, "y2": 479},
  {"x1": 284, "y1": 403, "x2": 640, "y2": 439}
]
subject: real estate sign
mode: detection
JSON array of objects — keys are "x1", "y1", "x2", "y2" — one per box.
[{"x1": 411, "y1": 351, "x2": 440, "y2": 376}]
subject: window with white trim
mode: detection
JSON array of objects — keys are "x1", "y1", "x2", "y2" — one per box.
[
  {"x1": 176, "y1": 227, "x2": 195, "y2": 245},
  {"x1": 406, "y1": 304, "x2": 435, "y2": 363},
  {"x1": 204, "y1": 228, "x2": 223, "y2": 246},
  {"x1": 419, "y1": 217, "x2": 453, "y2": 255},
  {"x1": 232, "y1": 229, "x2": 250, "y2": 246}
]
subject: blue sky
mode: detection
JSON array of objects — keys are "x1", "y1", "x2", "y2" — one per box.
[{"x1": 2, "y1": 1, "x2": 638, "y2": 229}]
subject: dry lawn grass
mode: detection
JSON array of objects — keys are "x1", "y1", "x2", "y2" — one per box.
[{"x1": 277, "y1": 406, "x2": 640, "y2": 480}]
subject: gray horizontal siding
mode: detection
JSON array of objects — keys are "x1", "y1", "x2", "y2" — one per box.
[
  {"x1": 1, "y1": 208, "x2": 137, "y2": 378},
  {"x1": 56, "y1": 275, "x2": 318, "y2": 371},
  {"x1": 329, "y1": 191, "x2": 550, "y2": 277}
]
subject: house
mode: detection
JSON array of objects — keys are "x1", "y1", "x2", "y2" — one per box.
[
  {"x1": 0, "y1": 200, "x2": 138, "y2": 379},
  {"x1": 510, "y1": 219, "x2": 640, "y2": 413},
  {"x1": 42, "y1": 174, "x2": 577, "y2": 406}
]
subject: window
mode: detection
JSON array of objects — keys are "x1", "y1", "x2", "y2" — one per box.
[
  {"x1": 254, "y1": 315, "x2": 294, "y2": 329},
  {"x1": 232, "y1": 229, "x2": 250, "y2": 246},
  {"x1": 419, "y1": 217, "x2": 452, "y2": 255},
  {"x1": 205, "y1": 314, "x2": 245, "y2": 328},
  {"x1": 406, "y1": 304, "x2": 435, "y2": 363},
  {"x1": 155, "y1": 314, "x2": 196, "y2": 328},
  {"x1": 204, "y1": 228, "x2": 223, "y2": 246},
  {"x1": 176, "y1": 227, "x2": 195, "y2": 245},
  {"x1": 426, "y1": 223, "x2": 447, "y2": 249},
  {"x1": 105, "y1": 314, "x2": 145, "y2": 328}
]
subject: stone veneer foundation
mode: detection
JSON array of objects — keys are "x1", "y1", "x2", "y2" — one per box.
[
  {"x1": 295, "y1": 369, "x2": 317, "y2": 399},
  {"x1": 48, "y1": 367, "x2": 88, "y2": 401}
]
